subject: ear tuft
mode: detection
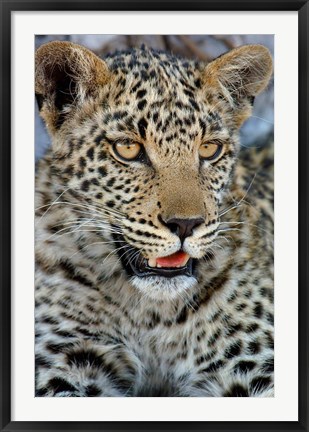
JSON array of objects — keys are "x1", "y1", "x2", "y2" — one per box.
[
  {"x1": 203, "y1": 45, "x2": 273, "y2": 106},
  {"x1": 35, "y1": 41, "x2": 110, "y2": 129}
]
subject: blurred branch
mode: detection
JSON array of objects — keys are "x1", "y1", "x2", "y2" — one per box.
[
  {"x1": 162, "y1": 35, "x2": 174, "y2": 53},
  {"x1": 176, "y1": 35, "x2": 210, "y2": 61},
  {"x1": 211, "y1": 35, "x2": 237, "y2": 50}
]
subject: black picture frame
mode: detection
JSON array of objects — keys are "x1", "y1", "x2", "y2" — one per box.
[{"x1": 1, "y1": 0, "x2": 308, "y2": 431}]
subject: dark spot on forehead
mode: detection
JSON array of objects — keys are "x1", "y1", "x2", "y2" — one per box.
[
  {"x1": 137, "y1": 100, "x2": 147, "y2": 111},
  {"x1": 131, "y1": 81, "x2": 142, "y2": 93},
  {"x1": 86, "y1": 147, "x2": 94, "y2": 161},
  {"x1": 113, "y1": 111, "x2": 128, "y2": 120},
  {"x1": 81, "y1": 180, "x2": 90, "y2": 192},
  {"x1": 95, "y1": 131, "x2": 106, "y2": 145},
  {"x1": 199, "y1": 119, "x2": 207, "y2": 137},
  {"x1": 98, "y1": 166, "x2": 107, "y2": 177},
  {"x1": 136, "y1": 89, "x2": 147, "y2": 99},
  {"x1": 141, "y1": 70, "x2": 149, "y2": 81},
  {"x1": 137, "y1": 117, "x2": 148, "y2": 140},
  {"x1": 79, "y1": 157, "x2": 86, "y2": 168}
]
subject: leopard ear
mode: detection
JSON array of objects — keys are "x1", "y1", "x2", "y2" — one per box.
[
  {"x1": 35, "y1": 41, "x2": 110, "y2": 132},
  {"x1": 202, "y1": 45, "x2": 273, "y2": 123}
]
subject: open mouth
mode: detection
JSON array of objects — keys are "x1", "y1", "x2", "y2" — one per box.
[
  {"x1": 112, "y1": 232, "x2": 195, "y2": 278},
  {"x1": 135, "y1": 250, "x2": 194, "y2": 278}
]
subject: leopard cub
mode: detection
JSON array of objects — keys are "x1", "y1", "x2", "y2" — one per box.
[{"x1": 35, "y1": 40, "x2": 273, "y2": 397}]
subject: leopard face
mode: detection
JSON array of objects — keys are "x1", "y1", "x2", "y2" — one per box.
[{"x1": 36, "y1": 42, "x2": 272, "y2": 298}]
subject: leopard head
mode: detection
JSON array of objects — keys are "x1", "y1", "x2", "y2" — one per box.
[{"x1": 35, "y1": 41, "x2": 272, "y2": 298}]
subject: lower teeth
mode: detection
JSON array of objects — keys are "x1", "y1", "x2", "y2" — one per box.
[{"x1": 148, "y1": 258, "x2": 157, "y2": 268}]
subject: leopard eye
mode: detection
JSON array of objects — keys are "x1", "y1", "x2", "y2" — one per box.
[
  {"x1": 113, "y1": 142, "x2": 142, "y2": 161},
  {"x1": 199, "y1": 142, "x2": 223, "y2": 161}
]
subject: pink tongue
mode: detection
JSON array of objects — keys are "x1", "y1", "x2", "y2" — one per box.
[{"x1": 156, "y1": 251, "x2": 189, "y2": 268}]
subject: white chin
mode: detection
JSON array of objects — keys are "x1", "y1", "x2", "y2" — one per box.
[{"x1": 130, "y1": 275, "x2": 198, "y2": 301}]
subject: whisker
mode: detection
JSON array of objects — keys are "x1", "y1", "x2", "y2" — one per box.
[
  {"x1": 101, "y1": 244, "x2": 130, "y2": 267},
  {"x1": 251, "y1": 115, "x2": 274, "y2": 125},
  {"x1": 36, "y1": 200, "x2": 125, "y2": 221},
  {"x1": 219, "y1": 220, "x2": 273, "y2": 237},
  {"x1": 217, "y1": 227, "x2": 243, "y2": 234},
  {"x1": 37, "y1": 187, "x2": 71, "y2": 223},
  {"x1": 44, "y1": 182, "x2": 126, "y2": 218},
  {"x1": 45, "y1": 220, "x2": 123, "y2": 241},
  {"x1": 218, "y1": 202, "x2": 243, "y2": 218},
  {"x1": 219, "y1": 173, "x2": 257, "y2": 218}
]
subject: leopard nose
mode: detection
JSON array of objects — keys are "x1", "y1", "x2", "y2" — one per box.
[{"x1": 159, "y1": 216, "x2": 205, "y2": 242}]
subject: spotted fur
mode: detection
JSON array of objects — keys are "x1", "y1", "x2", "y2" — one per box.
[{"x1": 35, "y1": 41, "x2": 273, "y2": 397}]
